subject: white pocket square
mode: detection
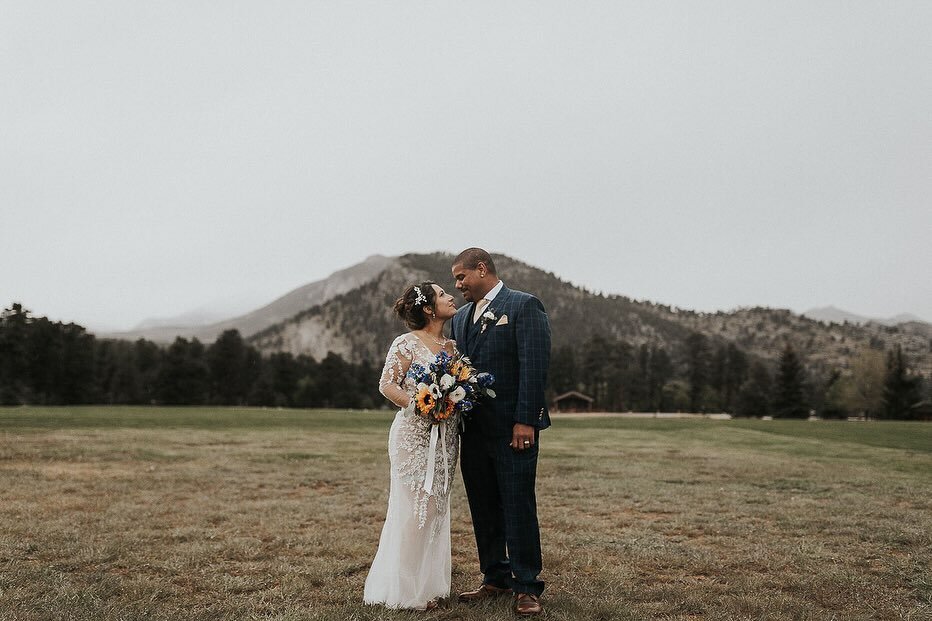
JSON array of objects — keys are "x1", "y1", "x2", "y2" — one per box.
[{"x1": 495, "y1": 315, "x2": 509, "y2": 326}]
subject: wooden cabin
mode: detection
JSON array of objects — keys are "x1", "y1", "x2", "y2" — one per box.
[{"x1": 552, "y1": 391, "x2": 594, "y2": 413}]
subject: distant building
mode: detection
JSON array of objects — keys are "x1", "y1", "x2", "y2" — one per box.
[{"x1": 552, "y1": 391, "x2": 594, "y2": 413}]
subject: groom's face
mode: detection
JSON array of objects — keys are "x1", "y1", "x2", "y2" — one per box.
[{"x1": 451, "y1": 262, "x2": 490, "y2": 303}]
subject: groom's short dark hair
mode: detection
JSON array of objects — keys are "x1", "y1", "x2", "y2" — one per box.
[{"x1": 454, "y1": 248, "x2": 497, "y2": 274}]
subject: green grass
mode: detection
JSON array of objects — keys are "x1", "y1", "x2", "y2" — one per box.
[
  {"x1": 0, "y1": 406, "x2": 369, "y2": 431},
  {"x1": 1, "y1": 407, "x2": 929, "y2": 620},
  {"x1": 6, "y1": 407, "x2": 929, "y2": 453}
]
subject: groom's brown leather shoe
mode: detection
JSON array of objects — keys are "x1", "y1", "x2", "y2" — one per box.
[
  {"x1": 513, "y1": 593, "x2": 543, "y2": 616},
  {"x1": 458, "y1": 583, "x2": 512, "y2": 602}
]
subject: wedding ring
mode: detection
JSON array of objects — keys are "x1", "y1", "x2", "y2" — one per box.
[{"x1": 523, "y1": 440, "x2": 530, "y2": 445}]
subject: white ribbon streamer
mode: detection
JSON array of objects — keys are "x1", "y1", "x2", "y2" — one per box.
[
  {"x1": 423, "y1": 422, "x2": 449, "y2": 496},
  {"x1": 440, "y1": 423, "x2": 448, "y2": 495},
  {"x1": 424, "y1": 423, "x2": 439, "y2": 495}
]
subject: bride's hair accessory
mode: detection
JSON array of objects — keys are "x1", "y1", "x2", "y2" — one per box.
[{"x1": 394, "y1": 281, "x2": 437, "y2": 330}]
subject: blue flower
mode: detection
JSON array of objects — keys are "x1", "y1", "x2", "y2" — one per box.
[
  {"x1": 406, "y1": 362, "x2": 435, "y2": 386},
  {"x1": 476, "y1": 372, "x2": 495, "y2": 388}
]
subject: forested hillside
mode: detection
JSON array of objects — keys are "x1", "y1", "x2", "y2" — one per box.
[
  {"x1": 3, "y1": 254, "x2": 928, "y2": 416},
  {"x1": 249, "y1": 252, "x2": 930, "y2": 417}
]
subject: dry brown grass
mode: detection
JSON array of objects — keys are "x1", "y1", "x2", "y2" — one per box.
[{"x1": 0, "y1": 408, "x2": 929, "y2": 620}]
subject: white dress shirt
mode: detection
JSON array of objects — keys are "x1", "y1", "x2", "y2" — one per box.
[{"x1": 472, "y1": 280, "x2": 505, "y2": 323}]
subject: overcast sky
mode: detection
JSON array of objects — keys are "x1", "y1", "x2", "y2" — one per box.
[{"x1": 2, "y1": 1, "x2": 930, "y2": 331}]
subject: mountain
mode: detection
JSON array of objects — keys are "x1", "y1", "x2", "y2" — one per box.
[
  {"x1": 100, "y1": 254, "x2": 393, "y2": 343},
  {"x1": 97, "y1": 252, "x2": 931, "y2": 383},
  {"x1": 803, "y1": 306, "x2": 929, "y2": 327},
  {"x1": 248, "y1": 253, "x2": 932, "y2": 381},
  {"x1": 132, "y1": 309, "x2": 232, "y2": 331}
]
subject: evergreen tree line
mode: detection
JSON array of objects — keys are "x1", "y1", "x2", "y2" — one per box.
[
  {"x1": 0, "y1": 303, "x2": 925, "y2": 418},
  {"x1": 549, "y1": 333, "x2": 926, "y2": 419},
  {"x1": 0, "y1": 304, "x2": 381, "y2": 408}
]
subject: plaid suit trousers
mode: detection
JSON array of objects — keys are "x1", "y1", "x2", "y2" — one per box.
[{"x1": 460, "y1": 428, "x2": 544, "y2": 596}]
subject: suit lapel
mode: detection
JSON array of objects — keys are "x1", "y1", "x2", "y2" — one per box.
[
  {"x1": 466, "y1": 303, "x2": 483, "y2": 357},
  {"x1": 458, "y1": 302, "x2": 475, "y2": 351},
  {"x1": 468, "y1": 287, "x2": 511, "y2": 358}
]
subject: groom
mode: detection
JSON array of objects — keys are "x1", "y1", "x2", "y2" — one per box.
[{"x1": 450, "y1": 248, "x2": 551, "y2": 616}]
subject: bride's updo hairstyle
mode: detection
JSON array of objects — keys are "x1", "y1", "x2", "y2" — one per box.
[{"x1": 393, "y1": 281, "x2": 438, "y2": 330}]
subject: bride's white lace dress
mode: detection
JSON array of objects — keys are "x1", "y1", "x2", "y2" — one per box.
[{"x1": 363, "y1": 333, "x2": 460, "y2": 609}]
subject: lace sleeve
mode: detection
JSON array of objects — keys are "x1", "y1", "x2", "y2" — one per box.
[{"x1": 379, "y1": 335, "x2": 414, "y2": 409}]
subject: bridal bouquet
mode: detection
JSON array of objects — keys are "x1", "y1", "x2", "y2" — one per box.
[{"x1": 407, "y1": 351, "x2": 495, "y2": 424}]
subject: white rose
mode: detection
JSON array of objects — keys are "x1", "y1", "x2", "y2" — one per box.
[
  {"x1": 429, "y1": 383, "x2": 442, "y2": 399},
  {"x1": 449, "y1": 386, "x2": 467, "y2": 403},
  {"x1": 439, "y1": 374, "x2": 455, "y2": 390},
  {"x1": 417, "y1": 382, "x2": 429, "y2": 394}
]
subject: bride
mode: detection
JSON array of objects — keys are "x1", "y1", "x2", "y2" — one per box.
[{"x1": 363, "y1": 281, "x2": 460, "y2": 610}]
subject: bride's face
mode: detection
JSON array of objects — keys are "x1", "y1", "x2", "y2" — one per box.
[{"x1": 430, "y1": 284, "x2": 457, "y2": 320}]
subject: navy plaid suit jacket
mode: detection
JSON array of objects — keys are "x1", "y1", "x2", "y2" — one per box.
[{"x1": 451, "y1": 285, "x2": 552, "y2": 437}]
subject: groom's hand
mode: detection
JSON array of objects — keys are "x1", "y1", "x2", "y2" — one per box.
[{"x1": 510, "y1": 423, "x2": 536, "y2": 451}]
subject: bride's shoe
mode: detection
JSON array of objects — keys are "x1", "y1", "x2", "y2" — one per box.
[{"x1": 424, "y1": 598, "x2": 440, "y2": 611}]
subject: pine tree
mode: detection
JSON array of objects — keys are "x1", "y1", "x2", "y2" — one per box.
[
  {"x1": 134, "y1": 339, "x2": 162, "y2": 404},
  {"x1": 355, "y1": 358, "x2": 381, "y2": 409},
  {"x1": 882, "y1": 345, "x2": 920, "y2": 419},
  {"x1": 724, "y1": 344, "x2": 749, "y2": 412},
  {"x1": 317, "y1": 352, "x2": 356, "y2": 408},
  {"x1": 292, "y1": 355, "x2": 321, "y2": 407},
  {"x1": 736, "y1": 361, "x2": 772, "y2": 417},
  {"x1": 606, "y1": 340, "x2": 634, "y2": 412},
  {"x1": 580, "y1": 335, "x2": 613, "y2": 408},
  {"x1": 709, "y1": 345, "x2": 728, "y2": 408},
  {"x1": 27, "y1": 317, "x2": 64, "y2": 404},
  {"x1": 549, "y1": 345, "x2": 578, "y2": 395},
  {"x1": 628, "y1": 344, "x2": 652, "y2": 411},
  {"x1": 58, "y1": 322, "x2": 96, "y2": 404},
  {"x1": 647, "y1": 346, "x2": 673, "y2": 411},
  {"x1": 265, "y1": 352, "x2": 301, "y2": 407},
  {"x1": 773, "y1": 344, "x2": 809, "y2": 418},
  {"x1": 105, "y1": 341, "x2": 143, "y2": 404},
  {"x1": 156, "y1": 338, "x2": 209, "y2": 405},
  {"x1": 0, "y1": 303, "x2": 31, "y2": 404},
  {"x1": 685, "y1": 333, "x2": 710, "y2": 412},
  {"x1": 207, "y1": 330, "x2": 258, "y2": 405}
]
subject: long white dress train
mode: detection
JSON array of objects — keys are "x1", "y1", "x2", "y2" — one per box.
[{"x1": 363, "y1": 333, "x2": 460, "y2": 609}]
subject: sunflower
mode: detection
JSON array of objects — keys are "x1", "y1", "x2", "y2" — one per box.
[
  {"x1": 457, "y1": 363, "x2": 472, "y2": 382},
  {"x1": 439, "y1": 398, "x2": 455, "y2": 420},
  {"x1": 415, "y1": 386, "x2": 435, "y2": 415}
]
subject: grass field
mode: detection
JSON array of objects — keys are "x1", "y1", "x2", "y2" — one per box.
[{"x1": 0, "y1": 407, "x2": 929, "y2": 620}]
